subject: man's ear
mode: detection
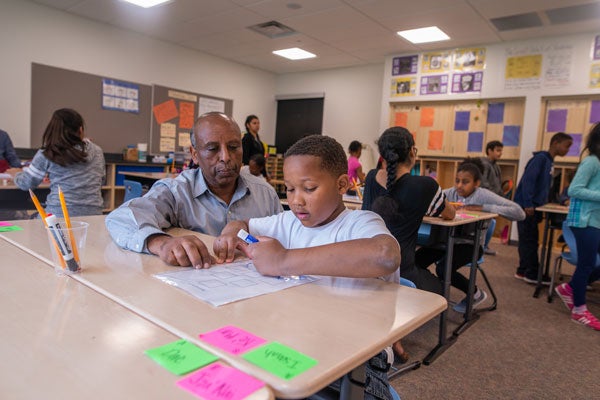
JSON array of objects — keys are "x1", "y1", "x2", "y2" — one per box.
[
  {"x1": 338, "y1": 174, "x2": 350, "y2": 194},
  {"x1": 190, "y1": 145, "x2": 198, "y2": 164}
]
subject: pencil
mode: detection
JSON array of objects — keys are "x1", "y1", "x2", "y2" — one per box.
[
  {"x1": 29, "y1": 189, "x2": 66, "y2": 269},
  {"x1": 58, "y1": 186, "x2": 80, "y2": 263}
]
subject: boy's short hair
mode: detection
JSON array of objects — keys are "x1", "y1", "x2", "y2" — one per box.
[
  {"x1": 550, "y1": 132, "x2": 572, "y2": 145},
  {"x1": 285, "y1": 135, "x2": 347, "y2": 178},
  {"x1": 486, "y1": 140, "x2": 503, "y2": 154},
  {"x1": 249, "y1": 153, "x2": 265, "y2": 168},
  {"x1": 459, "y1": 157, "x2": 484, "y2": 181}
]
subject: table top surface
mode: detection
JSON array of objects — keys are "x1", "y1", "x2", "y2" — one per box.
[
  {"x1": 536, "y1": 203, "x2": 569, "y2": 214},
  {"x1": 0, "y1": 216, "x2": 446, "y2": 399},
  {"x1": 423, "y1": 210, "x2": 498, "y2": 227},
  {"x1": 0, "y1": 239, "x2": 272, "y2": 400}
]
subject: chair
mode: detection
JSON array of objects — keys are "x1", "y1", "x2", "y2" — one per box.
[
  {"x1": 548, "y1": 221, "x2": 600, "y2": 303},
  {"x1": 123, "y1": 179, "x2": 143, "y2": 203}
]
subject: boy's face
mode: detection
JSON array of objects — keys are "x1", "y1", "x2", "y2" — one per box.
[
  {"x1": 487, "y1": 146, "x2": 503, "y2": 161},
  {"x1": 553, "y1": 140, "x2": 573, "y2": 157},
  {"x1": 283, "y1": 155, "x2": 348, "y2": 228},
  {"x1": 455, "y1": 170, "x2": 480, "y2": 198}
]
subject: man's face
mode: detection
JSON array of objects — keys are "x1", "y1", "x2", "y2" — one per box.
[{"x1": 191, "y1": 115, "x2": 243, "y2": 190}]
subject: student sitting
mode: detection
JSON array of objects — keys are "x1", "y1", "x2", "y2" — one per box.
[
  {"x1": 214, "y1": 135, "x2": 400, "y2": 400},
  {"x1": 10, "y1": 108, "x2": 105, "y2": 217},
  {"x1": 415, "y1": 159, "x2": 525, "y2": 313},
  {"x1": 240, "y1": 153, "x2": 267, "y2": 180}
]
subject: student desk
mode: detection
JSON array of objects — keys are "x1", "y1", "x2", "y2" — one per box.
[
  {"x1": 0, "y1": 215, "x2": 446, "y2": 399},
  {"x1": 533, "y1": 203, "x2": 569, "y2": 299},
  {"x1": 0, "y1": 181, "x2": 49, "y2": 210},
  {"x1": 420, "y1": 211, "x2": 497, "y2": 365},
  {"x1": 118, "y1": 171, "x2": 175, "y2": 187},
  {"x1": 0, "y1": 239, "x2": 273, "y2": 399}
]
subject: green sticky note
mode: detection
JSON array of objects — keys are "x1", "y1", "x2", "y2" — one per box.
[
  {"x1": 242, "y1": 342, "x2": 317, "y2": 380},
  {"x1": 0, "y1": 225, "x2": 22, "y2": 232},
  {"x1": 145, "y1": 339, "x2": 219, "y2": 376}
]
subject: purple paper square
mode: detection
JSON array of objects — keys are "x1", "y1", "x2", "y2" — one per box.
[
  {"x1": 547, "y1": 109, "x2": 567, "y2": 132},
  {"x1": 503, "y1": 126, "x2": 520, "y2": 146},
  {"x1": 454, "y1": 111, "x2": 470, "y2": 131},
  {"x1": 467, "y1": 132, "x2": 484, "y2": 152},
  {"x1": 487, "y1": 103, "x2": 504, "y2": 124}
]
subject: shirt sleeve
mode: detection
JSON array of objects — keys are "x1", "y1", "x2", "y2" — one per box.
[
  {"x1": 2, "y1": 133, "x2": 21, "y2": 167},
  {"x1": 426, "y1": 183, "x2": 447, "y2": 217},
  {"x1": 13, "y1": 150, "x2": 47, "y2": 190},
  {"x1": 105, "y1": 183, "x2": 180, "y2": 253},
  {"x1": 519, "y1": 156, "x2": 544, "y2": 208},
  {"x1": 568, "y1": 156, "x2": 600, "y2": 202},
  {"x1": 479, "y1": 189, "x2": 526, "y2": 221}
]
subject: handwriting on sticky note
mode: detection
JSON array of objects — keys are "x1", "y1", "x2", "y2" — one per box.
[
  {"x1": 145, "y1": 339, "x2": 219, "y2": 376},
  {"x1": 243, "y1": 342, "x2": 318, "y2": 380},
  {"x1": 177, "y1": 362, "x2": 264, "y2": 400},
  {"x1": 199, "y1": 326, "x2": 267, "y2": 355}
]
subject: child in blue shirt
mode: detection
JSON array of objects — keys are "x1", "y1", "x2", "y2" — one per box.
[{"x1": 215, "y1": 135, "x2": 401, "y2": 400}]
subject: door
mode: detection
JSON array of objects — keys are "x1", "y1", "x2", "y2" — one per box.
[{"x1": 275, "y1": 98, "x2": 324, "y2": 155}]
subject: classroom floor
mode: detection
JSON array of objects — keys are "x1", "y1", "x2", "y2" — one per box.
[{"x1": 392, "y1": 239, "x2": 600, "y2": 400}]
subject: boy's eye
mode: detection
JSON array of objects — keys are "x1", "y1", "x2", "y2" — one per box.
[
  {"x1": 305, "y1": 187, "x2": 316, "y2": 192},
  {"x1": 286, "y1": 187, "x2": 294, "y2": 193}
]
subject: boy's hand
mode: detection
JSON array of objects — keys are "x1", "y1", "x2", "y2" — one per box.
[
  {"x1": 213, "y1": 233, "x2": 244, "y2": 263},
  {"x1": 147, "y1": 234, "x2": 215, "y2": 269},
  {"x1": 243, "y1": 237, "x2": 289, "y2": 277}
]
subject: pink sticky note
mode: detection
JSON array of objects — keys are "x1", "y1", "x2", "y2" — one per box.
[
  {"x1": 177, "y1": 362, "x2": 264, "y2": 400},
  {"x1": 199, "y1": 325, "x2": 267, "y2": 355},
  {"x1": 0, "y1": 222, "x2": 13, "y2": 227}
]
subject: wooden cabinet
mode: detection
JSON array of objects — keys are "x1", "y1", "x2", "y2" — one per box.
[{"x1": 266, "y1": 154, "x2": 285, "y2": 196}]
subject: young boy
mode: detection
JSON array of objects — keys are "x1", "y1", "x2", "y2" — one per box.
[
  {"x1": 514, "y1": 132, "x2": 573, "y2": 284},
  {"x1": 479, "y1": 140, "x2": 504, "y2": 255},
  {"x1": 240, "y1": 153, "x2": 267, "y2": 180},
  {"x1": 214, "y1": 135, "x2": 400, "y2": 400}
]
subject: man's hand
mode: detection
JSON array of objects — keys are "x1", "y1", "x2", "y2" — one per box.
[{"x1": 147, "y1": 234, "x2": 214, "y2": 268}]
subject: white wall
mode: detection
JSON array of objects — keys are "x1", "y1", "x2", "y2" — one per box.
[
  {"x1": 275, "y1": 64, "x2": 385, "y2": 171},
  {"x1": 0, "y1": 0, "x2": 278, "y2": 149}
]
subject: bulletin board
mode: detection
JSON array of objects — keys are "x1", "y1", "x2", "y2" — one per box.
[
  {"x1": 389, "y1": 98, "x2": 525, "y2": 159},
  {"x1": 31, "y1": 63, "x2": 152, "y2": 153},
  {"x1": 150, "y1": 85, "x2": 233, "y2": 154},
  {"x1": 540, "y1": 96, "x2": 600, "y2": 162}
]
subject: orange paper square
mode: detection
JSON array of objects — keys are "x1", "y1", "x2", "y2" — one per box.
[{"x1": 428, "y1": 130, "x2": 444, "y2": 150}]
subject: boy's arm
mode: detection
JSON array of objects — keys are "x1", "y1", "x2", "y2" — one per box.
[
  {"x1": 247, "y1": 234, "x2": 400, "y2": 278},
  {"x1": 213, "y1": 220, "x2": 250, "y2": 263}
]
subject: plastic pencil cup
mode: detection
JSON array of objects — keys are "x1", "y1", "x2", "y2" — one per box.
[{"x1": 45, "y1": 219, "x2": 88, "y2": 275}]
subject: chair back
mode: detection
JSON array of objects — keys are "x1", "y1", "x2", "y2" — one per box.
[{"x1": 123, "y1": 179, "x2": 143, "y2": 202}]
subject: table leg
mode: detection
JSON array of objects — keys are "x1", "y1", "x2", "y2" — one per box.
[
  {"x1": 534, "y1": 214, "x2": 550, "y2": 298},
  {"x1": 423, "y1": 227, "x2": 457, "y2": 365},
  {"x1": 454, "y1": 221, "x2": 483, "y2": 336}
]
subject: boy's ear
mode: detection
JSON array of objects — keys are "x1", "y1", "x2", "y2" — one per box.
[{"x1": 338, "y1": 174, "x2": 350, "y2": 194}]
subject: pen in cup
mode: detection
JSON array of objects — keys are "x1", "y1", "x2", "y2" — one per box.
[
  {"x1": 236, "y1": 229, "x2": 302, "y2": 280},
  {"x1": 45, "y1": 213, "x2": 80, "y2": 272}
]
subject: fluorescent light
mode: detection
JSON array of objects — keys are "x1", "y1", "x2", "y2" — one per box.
[
  {"x1": 122, "y1": 0, "x2": 170, "y2": 8},
  {"x1": 397, "y1": 26, "x2": 450, "y2": 44},
  {"x1": 273, "y1": 47, "x2": 316, "y2": 60}
]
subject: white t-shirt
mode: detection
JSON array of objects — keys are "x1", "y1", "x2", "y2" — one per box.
[{"x1": 249, "y1": 208, "x2": 399, "y2": 282}]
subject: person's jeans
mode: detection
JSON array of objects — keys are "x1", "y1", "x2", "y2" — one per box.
[
  {"x1": 517, "y1": 212, "x2": 542, "y2": 278},
  {"x1": 484, "y1": 218, "x2": 496, "y2": 249},
  {"x1": 569, "y1": 226, "x2": 600, "y2": 307}
]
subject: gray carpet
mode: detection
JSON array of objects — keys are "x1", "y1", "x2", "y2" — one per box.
[{"x1": 391, "y1": 240, "x2": 600, "y2": 400}]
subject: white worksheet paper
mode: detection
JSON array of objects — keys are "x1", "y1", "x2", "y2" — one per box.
[{"x1": 154, "y1": 260, "x2": 318, "y2": 306}]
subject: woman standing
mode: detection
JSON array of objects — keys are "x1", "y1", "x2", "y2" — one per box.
[
  {"x1": 555, "y1": 122, "x2": 600, "y2": 331},
  {"x1": 242, "y1": 115, "x2": 269, "y2": 180},
  {"x1": 11, "y1": 108, "x2": 105, "y2": 217}
]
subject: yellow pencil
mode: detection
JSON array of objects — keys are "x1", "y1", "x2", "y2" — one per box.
[
  {"x1": 58, "y1": 186, "x2": 80, "y2": 263},
  {"x1": 29, "y1": 189, "x2": 66, "y2": 269}
]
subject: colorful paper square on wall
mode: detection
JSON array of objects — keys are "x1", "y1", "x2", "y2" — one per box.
[
  {"x1": 428, "y1": 130, "x2": 444, "y2": 150},
  {"x1": 502, "y1": 125, "x2": 520, "y2": 146},
  {"x1": 467, "y1": 132, "x2": 484, "y2": 152}
]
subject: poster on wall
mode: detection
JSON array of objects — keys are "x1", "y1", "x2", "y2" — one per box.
[
  {"x1": 199, "y1": 97, "x2": 225, "y2": 115},
  {"x1": 102, "y1": 78, "x2": 139, "y2": 113},
  {"x1": 504, "y1": 53, "x2": 542, "y2": 90},
  {"x1": 590, "y1": 63, "x2": 600, "y2": 88},
  {"x1": 392, "y1": 55, "x2": 418, "y2": 75},
  {"x1": 594, "y1": 35, "x2": 600, "y2": 60},
  {"x1": 453, "y1": 48, "x2": 486, "y2": 70},
  {"x1": 543, "y1": 43, "x2": 573, "y2": 88},
  {"x1": 419, "y1": 75, "x2": 449, "y2": 95},
  {"x1": 421, "y1": 52, "x2": 452, "y2": 73},
  {"x1": 391, "y1": 77, "x2": 417, "y2": 97},
  {"x1": 451, "y1": 72, "x2": 483, "y2": 93}
]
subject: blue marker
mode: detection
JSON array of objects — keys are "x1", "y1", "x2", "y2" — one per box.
[{"x1": 237, "y1": 229, "x2": 259, "y2": 244}]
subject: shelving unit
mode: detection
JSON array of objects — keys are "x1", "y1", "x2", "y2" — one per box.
[{"x1": 266, "y1": 154, "x2": 285, "y2": 196}]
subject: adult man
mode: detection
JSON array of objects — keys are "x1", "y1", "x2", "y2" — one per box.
[
  {"x1": 479, "y1": 140, "x2": 504, "y2": 255},
  {"x1": 106, "y1": 112, "x2": 282, "y2": 268}
]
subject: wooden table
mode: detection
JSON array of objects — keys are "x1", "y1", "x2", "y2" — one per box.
[
  {"x1": 0, "y1": 239, "x2": 273, "y2": 399},
  {"x1": 420, "y1": 211, "x2": 498, "y2": 365},
  {"x1": 0, "y1": 216, "x2": 446, "y2": 399},
  {"x1": 534, "y1": 203, "x2": 569, "y2": 299}
]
